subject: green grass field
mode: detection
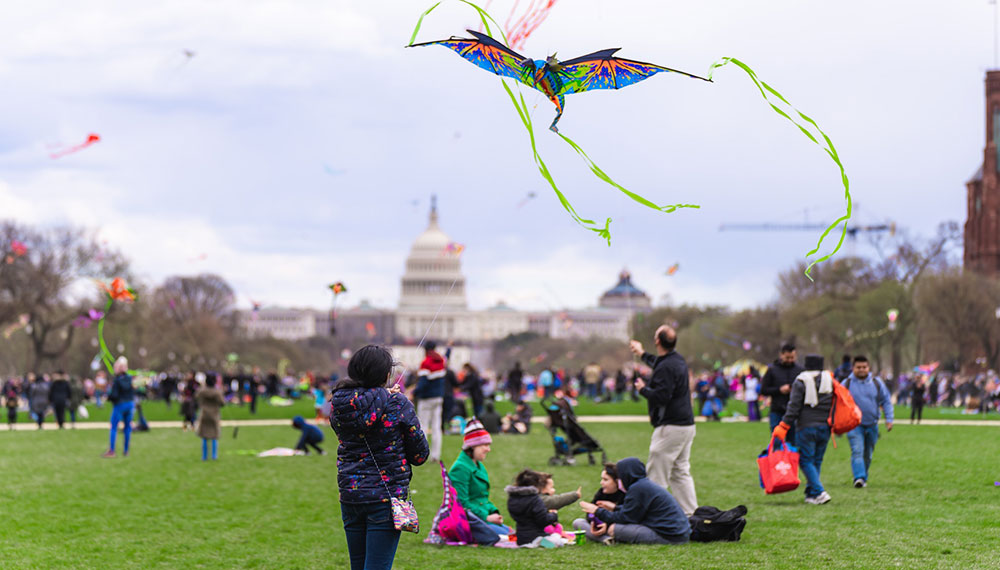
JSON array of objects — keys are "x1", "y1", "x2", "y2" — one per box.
[{"x1": 2, "y1": 419, "x2": 999, "y2": 569}]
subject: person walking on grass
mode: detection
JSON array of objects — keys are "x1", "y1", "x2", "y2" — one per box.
[
  {"x1": 68, "y1": 375, "x2": 84, "y2": 428},
  {"x1": 629, "y1": 325, "x2": 698, "y2": 516},
  {"x1": 844, "y1": 355, "x2": 893, "y2": 488},
  {"x1": 49, "y1": 371, "x2": 70, "y2": 429},
  {"x1": 104, "y1": 357, "x2": 135, "y2": 458},
  {"x1": 196, "y1": 373, "x2": 224, "y2": 461},
  {"x1": 910, "y1": 374, "x2": 926, "y2": 424},
  {"x1": 28, "y1": 373, "x2": 49, "y2": 430},
  {"x1": 761, "y1": 343, "x2": 804, "y2": 443},
  {"x1": 772, "y1": 354, "x2": 833, "y2": 505},
  {"x1": 330, "y1": 345, "x2": 429, "y2": 570}
]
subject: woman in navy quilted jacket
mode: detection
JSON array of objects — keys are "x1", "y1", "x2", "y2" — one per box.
[{"x1": 330, "y1": 345, "x2": 429, "y2": 570}]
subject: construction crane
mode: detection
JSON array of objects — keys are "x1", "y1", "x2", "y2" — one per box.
[{"x1": 718, "y1": 222, "x2": 895, "y2": 238}]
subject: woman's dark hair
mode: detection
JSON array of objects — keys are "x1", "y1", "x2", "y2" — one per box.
[
  {"x1": 602, "y1": 462, "x2": 619, "y2": 480},
  {"x1": 205, "y1": 373, "x2": 217, "y2": 387},
  {"x1": 463, "y1": 447, "x2": 476, "y2": 459},
  {"x1": 333, "y1": 345, "x2": 395, "y2": 391}
]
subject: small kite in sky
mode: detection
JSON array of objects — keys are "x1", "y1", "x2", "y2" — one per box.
[
  {"x1": 72, "y1": 308, "x2": 105, "y2": 329},
  {"x1": 442, "y1": 242, "x2": 465, "y2": 256},
  {"x1": 50, "y1": 134, "x2": 100, "y2": 159},
  {"x1": 187, "y1": 253, "x2": 208, "y2": 263},
  {"x1": 323, "y1": 163, "x2": 346, "y2": 176},
  {"x1": 5, "y1": 240, "x2": 27, "y2": 264},
  {"x1": 516, "y1": 191, "x2": 537, "y2": 208},
  {"x1": 665, "y1": 263, "x2": 679, "y2": 276},
  {"x1": 410, "y1": 29, "x2": 709, "y2": 133},
  {"x1": 95, "y1": 277, "x2": 137, "y2": 373},
  {"x1": 329, "y1": 282, "x2": 347, "y2": 295}
]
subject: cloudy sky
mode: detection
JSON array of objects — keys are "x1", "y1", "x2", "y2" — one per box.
[{"x1": 0, "y1": 0, "x2": 991, "y2": 312}]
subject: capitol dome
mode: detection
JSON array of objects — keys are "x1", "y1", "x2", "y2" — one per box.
[
  {"x1": 599, "y1": 269, "x2": 652, "y2": 312},
  {"x1": 398, "y1": 196, "x2": 468, "y2": 311}
]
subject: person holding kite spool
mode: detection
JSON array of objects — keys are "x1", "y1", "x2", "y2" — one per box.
[{"x1": 103, "y1": 356, "x2": 136, "y2": 458}]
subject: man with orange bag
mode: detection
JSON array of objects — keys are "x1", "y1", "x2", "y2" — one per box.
[{"x1": 772, "y1": 355, "x2": 834, "y2": 505}]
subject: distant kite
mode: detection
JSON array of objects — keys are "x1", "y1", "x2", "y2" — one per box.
[
  {"x1": 666, "y1": 263, "x2": 679, "y2": 276},
  {"x1": 50, "y1": 134, "x2": 100, "y2": 159}
]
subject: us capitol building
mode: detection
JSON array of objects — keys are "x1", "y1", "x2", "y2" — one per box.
[{"x1": 239, "y1": 199, "x2": 653, "y2": 363}]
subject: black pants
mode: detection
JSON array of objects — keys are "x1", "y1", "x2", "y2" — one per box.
[
  {"x1": 7, "y1": 408, "x2": 16, "y2": 425},
  {"x1": 53, "y1": 401, "x2": 67, "y2": 427},
  {"x1": 911, "y1": 403, "x2": 923, "y2": 423},
  {"x1": 249, "y1": 394, "x2": 258, "y2": 415}
]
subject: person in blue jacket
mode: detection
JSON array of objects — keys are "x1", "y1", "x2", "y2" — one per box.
[
  {"x1": 578, "y1": 457, "x2": 691, "y2": 545},
  {"x1": 292, "y1": 415, "x2": 325, "y2": 455},
  {"x1": 844, "y1": 355, "x2": 893, "y2": 488},
  {"x1": 103, "y1": 356, "x2": 135, "y2": 458}
]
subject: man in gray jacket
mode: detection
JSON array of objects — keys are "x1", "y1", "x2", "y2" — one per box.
[
  {"x1": 772, "y1": 355, "x2": 833, "y2": 505},
  {"x1": 844, "y1": 355, "x2": 893, "y2": 488}
]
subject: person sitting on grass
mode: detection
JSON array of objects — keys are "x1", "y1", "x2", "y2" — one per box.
[
  {"x1": 449, "y1": 419, "x2": 513, "y2": 543},
  {"x1": 571, "y1": 461, "x2": 628, "y2": 542},
  {"x1": 578, "y1": 457, "x2": 691, "y2": 545},
  {"x1": 292, "y1": 415, "x2": 325, "y2": 455},
  {"x1": 196, "y1": 373, "x2": 224, "y2": 461},
  {"x1": 502, "y1": 400, "x2": 532, "y2": 434},
  {"x1": 505, "y1": 469, "x2": 566, "y2": 547},
  {"x1": 537, "y1": 472, "x2": 581, "y2": 539}
]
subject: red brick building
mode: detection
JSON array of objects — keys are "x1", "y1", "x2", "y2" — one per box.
[{"x1": 965, "y1": 71, "x2": 1000, "y2": 274}]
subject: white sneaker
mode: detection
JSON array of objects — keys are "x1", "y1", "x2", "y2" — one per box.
[
  {"x1": 814, "y1": 491, "x2": 832, "y2": 504},
  {"x1": 854, "y1": 478, "x2": 866, "y2": 488}
]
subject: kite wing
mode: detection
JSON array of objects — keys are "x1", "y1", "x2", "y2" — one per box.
[
  {"x1": 409, "y1": 29, "x2": 534, "y2": 88},
  {"x1": 555, "y1": 49, "x2": 710, "y2": 95}
]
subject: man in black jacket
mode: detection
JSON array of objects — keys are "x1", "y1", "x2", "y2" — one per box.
[
  {"x1": 760, "y1": 343, "x2": 804, "y2": 442},
  {"x1": 629, "y1": 325, "x2": 697, "y2": 516}
]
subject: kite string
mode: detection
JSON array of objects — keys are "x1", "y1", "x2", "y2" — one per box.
[
  {"x1": 706, "y1": 57, "x2": 851, "y2": 280},
  {"x1": 392, "y1": 275, "x2": 461, "y2": 388}
]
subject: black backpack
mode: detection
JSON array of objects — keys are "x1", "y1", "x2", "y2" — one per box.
[{"x1": 688, "y1": 505, "x2": 747, "y2": 542}]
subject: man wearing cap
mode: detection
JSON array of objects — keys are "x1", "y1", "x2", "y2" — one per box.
[
  {"x1": 449, "y1": 418, "x2": 512, "y2": 540},
  {"x1": 629, "y1": 325, "x2": 698, "y2": 516},
  {"x1": 772, "y1": 354, "x2": 834, "y2": 504}
]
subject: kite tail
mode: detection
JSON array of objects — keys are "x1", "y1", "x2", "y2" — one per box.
[
  {"x1": 556, "y1": 131, "x2": 701, "y2": 215},
  {"x1": 96, "y1": 297, "x2": 115, "y2": 373},
  {"x1": 707, "y1": 57, "x2": 851, "y2": 281}
]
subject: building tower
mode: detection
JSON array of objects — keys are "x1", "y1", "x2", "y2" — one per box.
[
  {"x1": 965, "y1": 71, "x2": 1000, "y2": 275},
  {"x1": 398, "y1": 195, "x2": 468, "y2": 311},
  {"x1": 598, "y1": 269, "x2": 653, "y2": 312}
]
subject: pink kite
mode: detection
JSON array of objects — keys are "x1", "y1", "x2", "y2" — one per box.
[{"x1": 50, "y1": 134, "x2": 101, "y2": 159}]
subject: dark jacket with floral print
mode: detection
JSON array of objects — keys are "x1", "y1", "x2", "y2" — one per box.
[{"x1": 330, "y1": 386, "x2": 430, "y2": 504}]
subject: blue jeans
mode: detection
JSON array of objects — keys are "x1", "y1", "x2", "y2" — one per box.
[
  {"x1": 769, "y1": 412, "x2": 796, "y2": 444},
  {"x1": 847, "y1": 424, "x2": 879, "y2": 481},
  {"x1": 795, "y1": 425, "x2": 830, "y2": 498},
  {"x1": 341, "y1": 502, "x2": 400, "y2": 570},
  {"x1": 109, "y1": 401, "x2": 134, "y2": 453},
  {"x1": 464, "y1": 511, "x2": 511, "y2": 545}
]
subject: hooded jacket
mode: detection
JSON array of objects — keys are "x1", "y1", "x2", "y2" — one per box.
[
  {"x1": 594, "y1": 458, "x2": 690, "y2": 541},
  {"x1": 414, "y1": 350, "x2": 447, "y2": 399},
  {"x1": 506, "y1": 485, "x2": 558, "y2": 545},
  {"x1": 329, "y1": 386, "x2": 429, "y2": 504},
  {"x1": 780, "y1": 370, "x2": 833, "y2": 429},
  {"x1": 108, "y1": 374, "x2": 135, "y2": 405},
  {"x1": 760, "y1": 359, "x2": 805, "y2": 415}
]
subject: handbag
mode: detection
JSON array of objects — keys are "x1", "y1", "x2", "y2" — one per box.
[
  {"x1": 757, "y1": 437, "x2": 800, "y2": 494},
  {"x1": 364, "y1": 437, "x2": 419, "y2": 533}
]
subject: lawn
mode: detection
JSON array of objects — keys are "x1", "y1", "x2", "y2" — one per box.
[{"x1": 1, "y1": 419, "x2": 998, "y2": 569}]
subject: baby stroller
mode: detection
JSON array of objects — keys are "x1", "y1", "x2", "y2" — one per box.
[{"x1": 542, "y1": 395, "x2": 607, "y2": 466}]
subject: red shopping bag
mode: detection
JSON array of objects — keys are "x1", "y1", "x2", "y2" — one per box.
[{"x1": 757, "y1": 437, "x2": 800, "y2": 494}]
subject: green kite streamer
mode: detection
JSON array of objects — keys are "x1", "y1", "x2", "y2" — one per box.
[
  {"x1": 410, "y1": 3, "x2": 852, "y2": 276},
  {"x1": 707, "y1": 57, "x2": 851, "y2": 280}
]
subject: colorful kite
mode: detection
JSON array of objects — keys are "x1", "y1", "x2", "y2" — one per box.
[
  {"x1": 666, "y1": 263, "x2": 679, "y2": 276},
  {"x1": 4, "y1": 240, "x2": 27, "y2": 264},
  {"x1": 411, "y1": 29, "x2": 708, "y2": 133},
  {"x1": 328, "y1": 282, "x2": 347, "y2": 335},
  {"x1": 50, "y1": 133, "x2": 101, "y2": 159},
  {"x1": 409, "y1": 1, "x2": 852, "y2": 279},
  {"x1": 443, "y1": 242, "x2": 465, "y2": 256},
  {"x1": 95, "y1": 277, "x2": 137, "y2": 373}
]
